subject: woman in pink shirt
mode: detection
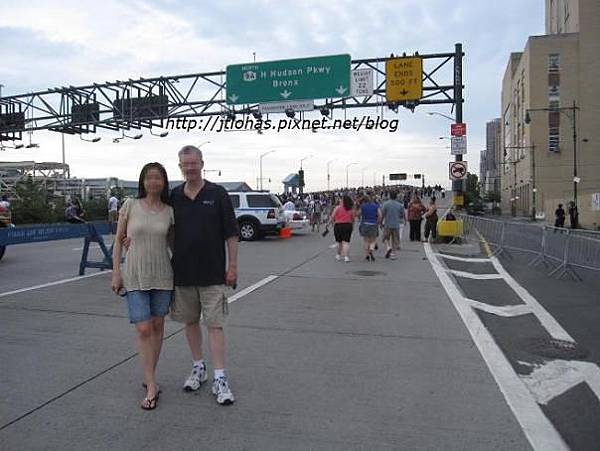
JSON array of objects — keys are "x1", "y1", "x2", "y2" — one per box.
[{"x1": 329, "y1": 195, "x2": 355, "y2": 263}]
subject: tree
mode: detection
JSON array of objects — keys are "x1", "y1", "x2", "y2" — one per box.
[
  {"x1": 464, "y1": 173, "x2": 480, "y2": 205},
  {"x1": 10, "y1": 177, "x2": 56, "y2": 224}
]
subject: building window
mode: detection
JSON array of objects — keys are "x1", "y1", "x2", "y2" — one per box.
[
  {"x1": 548, "y1": 54, "x2": 560, "y2": 73},
  {"x1": 548, "y1": 54, "x2": 561, "y2": 152}
]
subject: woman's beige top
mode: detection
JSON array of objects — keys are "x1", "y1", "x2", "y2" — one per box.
[{"x1": 120, "y1": 198, "x2": 174, "y2": 291}]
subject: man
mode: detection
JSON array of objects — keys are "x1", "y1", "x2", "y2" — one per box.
[
  {"x1": 283, "y1": 198, "x2": 295, "y2": 211},
  {"x1": 554, "y1": 203, "x2": 566, "y2": 228},
  {"x1": 108, "y1": 192, "x2": 119, "y2": 232},
  {"x1": 568, "y1": 201, "x2": 579, "y2": 229},
  {"x1": 381, "y1": 191, "x2": 405, "y2": 259},
  {"x1": 169, "y1": 145, "x2": 239, "y2": 405},
  {"x1": 65, "y1": 200, "x2": 85, "y2": 223}
]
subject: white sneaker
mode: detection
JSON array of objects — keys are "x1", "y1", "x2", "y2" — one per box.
[
  {"x1": 212, "y1": 377, "x2": 235, "y2": 405},
  {"x1": 183, "y1": 363, "x2": 208, "y2": 392},
  {"x1": 344, "y1": 256, "x2": 350, "y2": 263},
  {"x1": 335, "y1": 254, "x2": 341, "y2": 261}
]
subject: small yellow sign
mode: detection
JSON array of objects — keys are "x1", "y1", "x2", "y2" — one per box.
[
  {"x1": 385, "y1": 57, "x2": 423, "y2": 102},
  {"x1": 453, "y1": 195, "x2": 464, "y2": 206}
]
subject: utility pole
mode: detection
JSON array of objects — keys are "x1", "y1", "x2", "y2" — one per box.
[
  {"x1": 531, "y1": 143, "x2": 536, "y2": 221},
  {"x1": 453, "y1": 42, "x2": 464, "y2": 204}
]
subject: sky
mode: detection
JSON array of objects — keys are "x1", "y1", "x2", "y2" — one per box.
[{"x1": 0, "y1": 0, "x2": 546, "y2": 192}]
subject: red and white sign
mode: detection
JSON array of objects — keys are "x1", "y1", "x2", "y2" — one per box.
[
  {"x1": 449, "y1": 161, "x2": 468, "y2": 180},
  {"x1": 451, "y1": 123, "x2": 467, "y2": 136}
]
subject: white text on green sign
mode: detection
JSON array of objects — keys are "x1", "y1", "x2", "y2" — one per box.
[{"x1": 226, "y1": 54, "x2": 351, "y2": 104}]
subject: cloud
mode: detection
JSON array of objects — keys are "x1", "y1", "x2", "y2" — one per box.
[{"x1": 0, "y1": 0, "x2": 545, "y2": 191}]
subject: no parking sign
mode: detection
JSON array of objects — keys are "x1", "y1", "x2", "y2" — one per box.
[{"x1": 449, "y1": 161, "x2": 468, "y2": 180}]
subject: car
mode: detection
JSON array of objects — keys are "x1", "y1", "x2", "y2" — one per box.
[
  {"x1": 283, "y1": 209, "x2": 310, "y2": 232},
  {"x1": 228, "y1": 191, "x2": 287, "y2": 241}
]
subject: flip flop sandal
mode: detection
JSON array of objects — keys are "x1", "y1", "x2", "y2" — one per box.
[
  {"x1": 142, "y1": 383, "x2": 162, "y2": 395},
  {"x1": 141, "y1": 393, "x2": 159, "y2": 410}
]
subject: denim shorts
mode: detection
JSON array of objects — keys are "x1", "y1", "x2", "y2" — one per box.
[{"x1": 125, "y1": 289, "x2": 173, "y2": 324}]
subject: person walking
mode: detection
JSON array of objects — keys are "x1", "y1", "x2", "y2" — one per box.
[
  {"x1": 381, "y1": 191, "x2": 405, "y2": 259},
  {"x1": 423, "y1": 197, "x2": 438, "y2": 242},
  {"x1": 169, "y1": 145, "x2": 239, "y2": 406},
  {"x1": 108, "y1": 191, "x2": 119, "y2": 233},
  {"x1": 111, "y1": 162, "x2": 174, "y2": 410},
  {"x1": 329, "y1": 194, "x2": 355, "y2": 263},
  {"x1": 407, "y1": 195, "x2": 426, "y2": 242},
  {"x1": 358, "y1": 194, "x2": 381, "y2": 261}
]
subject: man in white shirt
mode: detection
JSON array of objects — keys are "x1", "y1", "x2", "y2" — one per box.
[
  {"x1": 283, "y1": 199, "x2": 295, "y2": 211},
  {"x1": 108, "y1": 193, "x2": 119, "y2": 231}
]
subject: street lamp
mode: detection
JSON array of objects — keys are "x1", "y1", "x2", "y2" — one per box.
[
  {"x1": 525, "y1": 100, "x2": 579, "y2": 223},
  {"x1": 427, "y1": 112, "x2": 454, "y2": 122},
  {"x1": 80, "y1": 135, "x2": 101, "y2": 143},
  {"x1": 150, "y1": 130, "x2": 169, "y2": 138},
  {"x1": 361, "y1": 167, "x2": 367, "y2": 187},
  {"x1": 113, "y1": 131, "x2": 143, "y2": 143},
  {"x1": 259, "y1": 149, "x2": 276, "y2": 191},
  {"x1": 300, "y1": 155, "x2": 313, "y2": 169},
  {"x1": 345, "y1": 162, "x2": 357, "y2": 188}
]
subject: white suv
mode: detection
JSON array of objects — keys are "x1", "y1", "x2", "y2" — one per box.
[{"x1": 228, "y1": 192, "x2": 287, "y2": 241}]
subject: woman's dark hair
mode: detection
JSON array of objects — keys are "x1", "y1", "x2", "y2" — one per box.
[
  {"x1": 137, "y1": 162, "x2": 170, "y2": 204},
  {"x1": 342, "y1": 194, "x2": 354, "y2": 210}
]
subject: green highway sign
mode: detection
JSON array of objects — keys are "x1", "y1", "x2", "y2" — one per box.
[{"x1": 226, "y1": 54, "x2": 351, "y2": 105}]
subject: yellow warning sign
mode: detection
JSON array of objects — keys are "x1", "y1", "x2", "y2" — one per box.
[
  {"x1": 453, "y1": 195, "x2": 464, "y2": 206},
  {"x1": 385, "y1": 57, "x2": 423, "y2": 102}
]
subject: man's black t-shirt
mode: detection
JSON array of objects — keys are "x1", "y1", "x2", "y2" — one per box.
[{"x1": 170, "y1": 181, "x2": 238, "y2": 286}]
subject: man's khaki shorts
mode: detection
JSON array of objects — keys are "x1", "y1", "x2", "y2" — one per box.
[
  {"x1": 383, "y1": 227, "x2": 400, "y2": 250},
  {"x1": 170, "y1": 285, "x2": 228, "y2": 327},
  {"x1": 108, "y1": 210, "x2": 118, "y2": 223}
]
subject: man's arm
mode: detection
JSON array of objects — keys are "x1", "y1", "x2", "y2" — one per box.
[{"x1": 225, "y1": 236, "x2": 238, "y2": 288}]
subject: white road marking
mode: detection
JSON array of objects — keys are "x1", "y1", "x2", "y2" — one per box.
[
  {"x1": 228, "y1": 275, "x2": 278, "y2": 304},
  {"x1": 0, "y1": 270, "x2": 111, "y2": 298},
  {"x1": 435, "y1": 253, "x2": 491, "y2": 263},
  {"x1": 489, "y1": 256, "x2": 574, "y2": 342},
  {"x1": 424, "y1": 243, "x2": 568, "y2": 451},
  {"x1": 465, "y1": 299, "x2": 532, "y2": 317},
  {"x1": 446, "y1": 269, "x2": 504, "y2": 280},
  {"x1": 522, "y1": 359, "x2": 600, "y2": 405}
]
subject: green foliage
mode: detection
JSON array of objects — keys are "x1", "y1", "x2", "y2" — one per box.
[
  {"x1": 483, "y1": 191, "x2": 501, "y2": 204},
  {"x1": 10, "y1": 177, "x2": 55, "y2": 224},
  {"x1": 464, "y1": 173, "x2": 481, "y2": 205},
  {"x1": 82, "y1": 198, "x2": 108, "y2": 221}
]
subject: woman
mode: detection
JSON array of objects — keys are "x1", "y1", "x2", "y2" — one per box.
[
  {"x1": 407, "y1": 194, "x2": 426, "y2": 242},
  {"x1": 423, "y1": 196, "x2": 438, "y2": 242},
  {"x1": 329, "y1": 195, "x2": 355, "y2": 263},
  {"x1": 358, "y1": 194, "x2": 382, "y2": 261},
  {"x1": 111, "y1": 163, "x2": 174, "y2": 410}
]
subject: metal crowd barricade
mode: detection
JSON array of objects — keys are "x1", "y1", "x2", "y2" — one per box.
[
  {"x1": 460, "y1": 215, "x2": 600, "y2": 282},
  {"x1": 0, "y1": 221, "x2": 115, "y2": 275},
  {"x1": 561, "y1": 231, "x2": 600, "y2": 277}
]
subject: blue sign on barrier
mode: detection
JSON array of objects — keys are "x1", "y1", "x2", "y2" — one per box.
[{"x1": 0, "y1": 221, "x2": 111, "y2": 246}]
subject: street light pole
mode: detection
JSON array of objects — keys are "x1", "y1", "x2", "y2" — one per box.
[
  {"x1": 525, "y1": 101, "x2": 579, "y2": 214},
  {"x1": 259, "y1": 149, "x2": 276, "y2": 191},
  {"x1": 345, "y1": 163, "x2": 357, "y2": 188},
  {"x1": 327, "y1": 159, "x2": 335, "y2": 191},
  {"x1": 572, "y1": 100, "x2": 578, "y2": 210}
]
